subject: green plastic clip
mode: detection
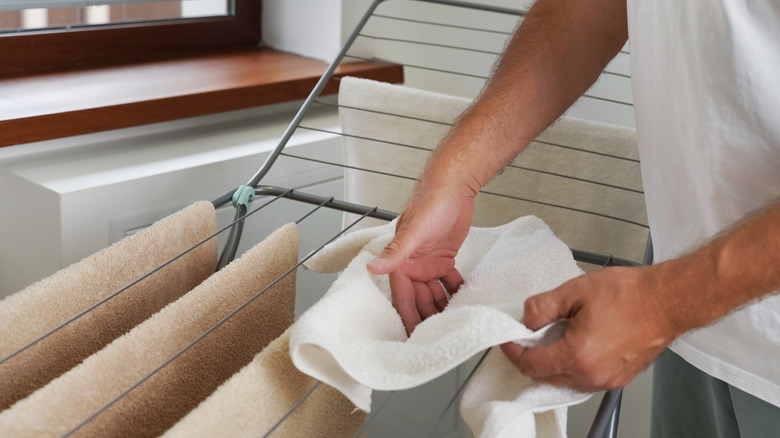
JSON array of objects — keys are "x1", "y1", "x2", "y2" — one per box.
[{"x1": 231, "y1": 185, "x2": 255, "y2": 210}]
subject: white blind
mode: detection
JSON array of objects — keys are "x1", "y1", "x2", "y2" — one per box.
[{"x1": 0, "y1": 1, "x2": 191, "y2": 11}]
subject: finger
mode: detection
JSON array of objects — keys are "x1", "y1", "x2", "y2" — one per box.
[
  {"x1": 415, "y1": 282, "x2": 441, "y2": 319},
  {"x1": 523, "y1": 286, "x2": 578, "y2": 331},
  {"x1": 389, "y1": 272, "x2": 422, "y2": 335},
  {"x1": 367, "y1": 238, "x2": 411, "y2": 275},
  {"x1": 440, "y1": 268, "x2": 464, "y2": 296},
  {"x1": 512, "y1": 341, "x2": 572, "y2": 381},
  {"x1": 400, "y1": 256, "x2": 456, "y2": 281},
  {"x1": 367, "y1": 217, "x2": 431, "y2": 275},
  {"x1": 427, "y1": 280, "x2": 448, "y2": 312}
]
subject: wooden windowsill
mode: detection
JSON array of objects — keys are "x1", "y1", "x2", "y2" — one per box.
[{"x1": 0, "y1": 47, "x2": 404, "y2": 148}]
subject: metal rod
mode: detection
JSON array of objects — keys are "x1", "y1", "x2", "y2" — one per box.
[
  {"x1": 607, "y1": 390, "x2": 623, "y2": 438},
  {"x1": 245, "y1": 0, "x2": 386, "y2": 189},
  {"x1": 358, "y1": 32, "x2": 504, "y2": 56},
  {"x1": 301, "y1": 106, "x2": 641, "y2": 164},
  {"x1": 586, "y1": 388, "x2": 624, "y2": 438},
  {"x1": 215, "y1": 205, "x2": 246, "y2": 271},
  {"x1": 350, "y1": 391, "x2": 396, "y2": 438},
  {"x1": 425, "y1": 348, "x2": 492, "y2": 437},
  {"x1": 287, "y1": 128, "x2": 644, "y2": 194},
  {"x1": 261, "y1": 382, "x2": 322, "y2": 438},
  {"x1": 415, "y1": 0, "x2": 526, "y2": 16},
  {"x1": 312, "y1": 99, "x2": 452, "y2": 126},
  {"x1": 256, "y1": 185, "x2": 640, "y2": 268},
  {"x1": 370, "y1": 13, "x2": 515, "y2": 35},
  {"x1": 355, "y1": 34, "x2": 630, "y2": 80},
  {"x1": 343, "y1": 55, "x2": 634, "y2": 107},
  {"x1": 255, "y1": 186, "x2": 398, "y2": 222},
  {"x1": 63, "y1": 205, "x2": 379, "y2": 437},
  {"x1": 0, "y1": 194, "x2": 285, "y2": 368},
  {"x1": 213, "y1": 0, "x2": 389, "y2": 270}
]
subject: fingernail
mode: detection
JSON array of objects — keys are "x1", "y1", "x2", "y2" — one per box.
[{"x1": 367, "y1": 257, "x2": 389, "y2": 272}]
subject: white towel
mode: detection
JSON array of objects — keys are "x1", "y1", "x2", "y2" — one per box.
[
  {"x1": 294, "y1": 216, "x2": 591, "y2": 438},
  {"x1": 339, "y1": 77, "x2": 647, "y2": 263}
]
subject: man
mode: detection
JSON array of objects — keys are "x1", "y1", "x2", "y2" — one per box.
[{"x1": 365, "y1": 0, "x2": 780, "y2": 436}]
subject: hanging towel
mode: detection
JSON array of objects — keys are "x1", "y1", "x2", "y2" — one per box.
[
  {"x1": 0, "y1": 201, "x2": 217, "y2": 411},
  {"x1": 0, "y1": 223, "x2": 299, "y2": 438},
  {"x1": 339, "y1": 77, "x2": 647, "y2": 262},
  {"x1": 162, "y1": 328, "x2": 365, "y2": 438},
  {"x1": 294, "y1": 217, "x2": 591, "y2": 438}
]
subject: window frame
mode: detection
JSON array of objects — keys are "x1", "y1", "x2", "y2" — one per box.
[{"x1": 0, "y1": 0, "x2": 261, "y2": 78}]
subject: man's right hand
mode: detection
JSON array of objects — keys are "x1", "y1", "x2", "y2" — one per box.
[{"x1": 367, "y1": 186, "x2": 475, "y2": 335}]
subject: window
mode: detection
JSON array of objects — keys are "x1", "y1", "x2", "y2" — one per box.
[
  {"x1": 1, "y1": 1, "x2": 229, "y2": 33},
  {"x1": 0, "y1": 0, "x2": 403, "y2": 148},
  {"x1": 0, "y1": 0, "x2": 260, "y2": 76}
]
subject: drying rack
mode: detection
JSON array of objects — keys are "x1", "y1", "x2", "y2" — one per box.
[
  {"x1": 1, "y1": 1, "x2": 652, "y2": 437},
  {"x1": 208, "y1": 1, "x2": 650, "y2": 437}
]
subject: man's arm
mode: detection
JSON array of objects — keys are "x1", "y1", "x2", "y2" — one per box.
[
  {"x1": 504, "y1": 201, "x2": 780, "y2": 391},
  {"x1": 367, "y1": 0, "x2": 629, "y2": 335}
]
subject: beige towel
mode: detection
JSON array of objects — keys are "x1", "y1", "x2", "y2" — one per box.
[
  {"x1": 339, "y1": 77, "x2": 648, "y2": 262},
  {"x1": 163, "y1": 328, "x2": 365, "y2": 438},
  {"x1": 0, "y1": 223, "x2": 299, "y2": 438},
  {"x1": 0, "y1": 201, "x2": 218, "y2": 411}
]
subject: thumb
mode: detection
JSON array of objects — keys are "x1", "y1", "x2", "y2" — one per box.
[
  {"x1": 522, "y1": 286, "x2": 574, "y2": 331},
  {"x1": 367, "y1": 234, "x2": 416, "y2": 275}
]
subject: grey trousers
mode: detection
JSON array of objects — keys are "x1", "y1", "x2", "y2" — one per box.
[{"x1": 651, "y1": 349, "x2": 780, "y2": 438}]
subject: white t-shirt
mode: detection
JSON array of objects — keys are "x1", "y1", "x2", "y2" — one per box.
[{"x1": 627, "y1": 0, "x2": 780, "y2": 405}]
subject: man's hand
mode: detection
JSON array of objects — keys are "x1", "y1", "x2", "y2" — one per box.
[
  {"x1": 367, "y1": 187, "x2": 475, "y2": 335},
  {"x1": 501, "y1": 266, "x2": 681, "y2": 392}
]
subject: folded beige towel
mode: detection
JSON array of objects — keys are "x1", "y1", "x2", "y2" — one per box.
[
  {"x1": 339, "y1": 77, "x2": 648, "y2": 262},
  {"x1": 0, "y1": 223, "x2": 299, "y2": 438},
  {"x1": 163, "y1": 328, "x2": 365, "y2": 438},
  {"x1": 0, "y1": 201, "x2": 217, "y2": 411}
]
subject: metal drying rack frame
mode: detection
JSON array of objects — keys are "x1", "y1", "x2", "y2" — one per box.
[
  {"x1": 0, "y1": 1, "x2": 650, "y2": 436},
  {"x1": 207, "y1": 1, "x2": 652, "y2": 437}
]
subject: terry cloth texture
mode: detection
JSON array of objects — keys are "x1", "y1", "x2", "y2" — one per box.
[
  {"x1": 0, "y1": 201, "x2": 217, "y2": 411},
  {"x1": 0, "y1": 223, "x2": 299, "y2": 438},
  {"x1": 295, "y1": 217, "x2": 591, "y2": 438},
  {"x1": 162, "y1": 328, "x2": 365, "y2": 438},
  {"x1": 339, "y1": 77, "x2": 647, "y2": 263}
]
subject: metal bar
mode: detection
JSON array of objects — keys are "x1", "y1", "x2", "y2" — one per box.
[
  {"x1": 255, "y1": 186, "x2": 398, "y2": 222},
  {"x1": 355, "y1": 34, "x2": 630, "y2": 80},
  {"x1": 302, "y1": 105, "x2": 640, "y2": 164},
  {"x1": 244, "y1": 0, "x2": 386, "y2": 189},
  {"x1": 256, "y1": 185, "x2": 642, "y2": 268},
  {"x1": 261, "y1": 382, "x2": 322, "y2": 438},
  {"x1": 312, "y1": 99, "x2": 452, "y2": 126},
  {"x1": 212, "y1": 0, "x2": 388, "y2": 270},
  {"x1": 62, "y1": 204, "x2": 379, "y2": 437},
  {"x1": 215, "y1": 205, "x2": 246, "y2": 271},
  {"x1": 344, "y1": 55, "x2": 634, "y2": 107},
  {"x1": 425, "y1": 348, "x2": 492, "y2": 437},
  {"x1": 0, "y1": 193, "x2": 285, "y2": 368},
  {"x1": 286, "y1": 129, "x2": 644, "y2": 194},
  {"x1": 415, "y1": 0, "x2": 526, "y2": 16},
  {"x1": 586, "y1": 388, "x2": 624, "y2": 438},
  {"x1": 607, "y1": 390, "x2": 623, "y2": 438},
  {"x1": 350, "y1": 391, "x2": 396, "y2": 438},
  {"x1": 370, "y1": 13, "x2": 514, "y2": 35},
  {"x1": 358, "y1": 33, "x2": 504, "y2": 56}
]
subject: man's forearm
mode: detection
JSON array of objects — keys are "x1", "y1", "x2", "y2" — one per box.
[
  {"x1": 651, "y1": 202, "x2": 780, "y2": 336},
  {"x1": 418, "y1": 0, "x2": 629, "y2": 196}
]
